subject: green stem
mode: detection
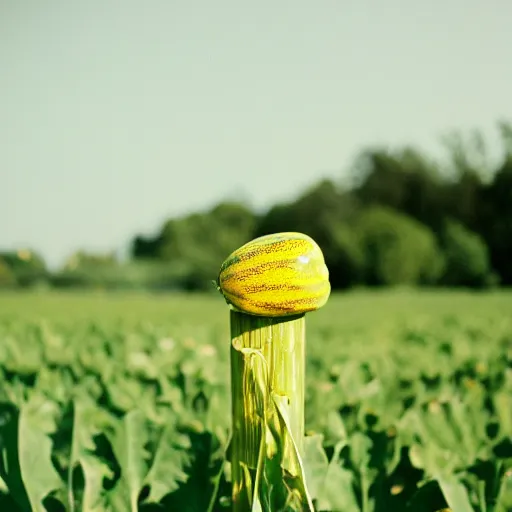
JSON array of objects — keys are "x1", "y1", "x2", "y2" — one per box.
[
  {"x1": 361, "y1": 470, "x2": 370, "y2": 512},
  {"x1": 229, "y1": 310, "x2": 306, "y2": 512},
  {"x1": 206, "y1": 432, "x2": 232, "y2": 512},
  {"x1": 478, "y1": 480, "x2": 487, "y2": 512}
]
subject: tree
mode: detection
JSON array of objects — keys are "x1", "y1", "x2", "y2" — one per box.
[
  {"x1": 480, "y1": 157, "x2": 512, "y2": 284},
  {"x1": 254, "y1": 179, "x2": 356, "y2": 237},
  {"x1": 131, "y1": 235, "x2": 162, "y2": 260},
  {"x1": 352, "y1": 147, "x2": 446, "y2": 231},
  {"x1": 0, "y1": 257, "x2": 16, "y2": 287},
  {"x1": 0, "y1": 249, "x2": 48, "y2": 287},
  {"x1": 439, "y1": 220, "x2": 493, "y2": 287},
  {"x1": 63, "y1": 250, "x2": 118, "y2": 271},
  {"x1": 355, "y1": 206, "x2": 444, "y2": 286},
  {"x1": 319, "y1": 222, "x2": 365, "y2": 288},
  {"x1": 131, "y1": 201, "x2": 257, "y2": 290},
  {"x1": 254, "y1": 180, "x2": 364, "y2": 288}
]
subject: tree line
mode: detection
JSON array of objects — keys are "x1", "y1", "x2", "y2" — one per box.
[{"x1": 2, "y1": 121, "x2": 511, "y2": 291}]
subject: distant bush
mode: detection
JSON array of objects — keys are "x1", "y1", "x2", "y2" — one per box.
[
  {"x1": 0, "y1": 250, "x2": 48, "y2": 288},
  {"x1": 439, "y1": 219, "x2": 494, "y2": 287},
  {"x1": 320, "y1": 223, "x2": 366, "y2": 288},
  {"x1": 51, "y1": 260, "x2": 194, "y2": 291},
  {"x1": 131, "y1": 201, "x2": 256, "y2": 290},
  {"x1": 356, "y1": 206, "x2": 444, "y2": 286},
  {"x1": 0, "y1": 257, "x2": 17, "y2": 288}
]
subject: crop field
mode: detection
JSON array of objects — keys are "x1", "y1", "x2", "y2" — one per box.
[{"x1": 0, "y1": 290, "x2": 511, "y2": 511}]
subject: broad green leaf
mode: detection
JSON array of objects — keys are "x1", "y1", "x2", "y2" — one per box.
[
  {"x1": 401, "y1": 397, "x2": 490, "y2": 477},
  {"x1": 18, "y1": 399, "x2": 63, "y2": 512},
  {"x1": 322, "y1": 409, "x2": 348, "y2": 445},
  {"x1": 350, "y1": 431, "x2": 377, "y2": 510},
  {"x1": 105, "y1": 409, "x2": 149, "y2": 512},
  {"x1": 494, "y1": 391, "x2": 512, "y2": 440},
  {"x1": 314, "y1": 441, "x2": 360, "y2": 512},
  {"x1": 78, "y1": 454, "x2": 113, "y2": 512},
  {"x1": 437, "y1": 477, "x2": 474, "y2": 512},
  {"x1": 161, "y1": 430, "x2": 226, "y2": 512},
  {"x1": 406, "y1": 480, "x2": 450, "y2": 512},
  {"x1": 143, "y1": 420, "x2": 192, "y2": 503},
  {"x1": 350, "y1": 431, "x2": 372, "y2": 470},
  {"x1": 495, "y1": 465, "x2": 512, "y2": 512},
  {"x1": 68, "y1": 396, "x2": 113, "y2": 512},
  {"x1": 302, "y1": 434, "x2": 329, "y2": 499},
  {"x1": 34, "y1": 366, "x2": 74, "y2": 405},
  {"x1": 69, "y1": 396, "x2": 98, "y2": 465},
  {"x1": 0, "y1": 403, "x2": 31, "y2": 511}
]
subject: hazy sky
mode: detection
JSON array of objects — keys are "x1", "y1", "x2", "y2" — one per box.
[{"x1": 2, "y1": 1, "x2": 511, "y2": 267}]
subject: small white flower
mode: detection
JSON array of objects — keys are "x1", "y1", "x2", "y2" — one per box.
[
  {"x1": 199, "y1": 344, "x2": 217, "y2": 357},
  {"x1": 158, "y1": 338, "x2": 175, "y2": 352}
]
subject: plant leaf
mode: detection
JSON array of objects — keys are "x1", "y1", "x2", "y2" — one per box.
[
  {"x1": 105, "y1": 409, "x2": 149, "y2": 512},
  {"x1": 18, "y1": 399, "x2": 63, "y2": 512},
  {"x1": 143, "y1": 420, "x2": 192, "y2": 503},
  {"x1": 437, "y1": 477, "x2": 475, "y2": 512}
]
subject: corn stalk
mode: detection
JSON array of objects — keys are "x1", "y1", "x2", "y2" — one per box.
[{"x1": 230, "y1": 310, "x2": 312, "y2": 511}]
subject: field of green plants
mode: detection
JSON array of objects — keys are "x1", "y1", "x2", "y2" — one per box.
[{"x1": 0, "y1": 290, "x2": 511, "y2": 511}]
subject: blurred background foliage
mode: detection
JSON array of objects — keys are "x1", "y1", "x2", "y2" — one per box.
[{"x1": 2, "y1": 122, "x2": 512, "y2": 292}]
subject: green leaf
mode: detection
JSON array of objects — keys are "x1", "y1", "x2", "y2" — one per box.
[
  {"x1": 0, "y1": 402, "x2": 31, "y2": 511},
  {"x1": 323, "y1": 409, "x2": 348, "y2": 445},
  {"x1": 401, "y1": 397, "x2": 489, "y2": 477},
  {"x1": 143, "y1": 420, "x2": 192, "y2": 503},
  {"x1": 302, "y1": 434, "x2": 329, "y2": 499},
  {"x1": 315, "y1": 441, "x2": 360, "y2": 512},
  {"x1": 495, "y1": 464, "x2": 512, "y2": 512},
  {"x1": 494, "y1": 391, "x2": 512, "y2": 441},
  {"x1": 105, "y1": 409, "x2": 149, "y2": 512},
  {"x1": 68, "y1": 396, "x2": 113, "y2": 512},
  {"x1": 350, "y1": 431, "x2": 372, "y2": 470},
  {"x1": 406, "y1": 480, "x2": 450, "y2": 512},
  {"x1": 78, "y1": 454, "x2": 113, "y2": 512},
  {"x1": 437, "y1": 477, "x2": 474, "y2": 512},
  {"x1": 161, "y1": 430, "x2": 226, "y2": 512},
  {"x1": 18, "y1": 399, "x2": 63, "y2": 512}
]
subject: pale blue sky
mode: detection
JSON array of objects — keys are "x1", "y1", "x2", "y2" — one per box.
[{"x1": 2, "y1": 0, "x2": 511, "y2": 268}]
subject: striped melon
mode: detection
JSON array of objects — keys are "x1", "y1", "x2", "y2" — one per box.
[{"x1": 217, "y1": 232, "x2": 330, "y2": 317}]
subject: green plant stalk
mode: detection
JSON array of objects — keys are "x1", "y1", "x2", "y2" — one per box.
[{"x1": 230, "y1": 310, "x2": 306, "y2": 511}]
